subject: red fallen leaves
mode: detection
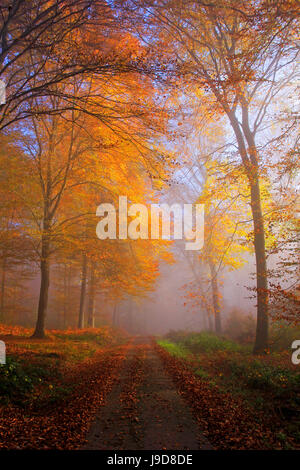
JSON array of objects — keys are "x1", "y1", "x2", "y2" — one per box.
[
  {"x1": 88, "y1": 344, "x2": 145, "y2": 450},
  {"x1": 0, "y1": 345, "x2": 129, "y2": 449},
  {"x1": 0, "y1": 324, "x2": 32, "y2": 337},
  {"x1": 154, "y1": 343, "x2": 282, "y2": 450},
  {"x1": 0, "y1": 324, "x2": 123, "y2": 344},
  {"x1": 119, "y1": 346, "x2": 145, "y2": 415}
]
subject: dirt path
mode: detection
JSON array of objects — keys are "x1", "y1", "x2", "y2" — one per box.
[{"x1": 84, "y1": 337, "x2": 212, "y2": 450}]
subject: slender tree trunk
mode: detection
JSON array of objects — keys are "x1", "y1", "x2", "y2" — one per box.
[
  {"x1": 112, "y1": 302, "x2": 118, "y2": 327},
  {"x1": 209, "y1": 261, "x2": 222, "y2": 334},
  {"x1": 143, "y1": 311, "x2": 147, "y2": 334},
  {"x1": 241, "y1": 115, "x2": 269, "y2": 353},
  {"x1": 229, "y1": 111, "x2": 269, "y2": 353},
  {"x1": 63, "y1": 264, "x2": 67, "y2": 329},
  {"x1": 127, "y1": 302, "x2": 133, "y2": 333},
  {"x1": 78, "y1": 253, "x2": 87, "y2": 329},
  {"x1": 112, "y1": 303, "x2": 116, "y2": 326},
  {"x1": 33, "y1": 224, "x2": 51, "y2": 338},
  {"x1": 207, "y1": 311, "x2": 213, "y2": 331},
  {"x1": 67, "y1": 265, "x2": 72, "y2": 327},
  {"x1": 87, "y1": 262, "x2": 95, "y2": 328},
  {"x1": 33, "y1": 127, "x2": 53, "y2": 338},
  {"x1": 250, "y1": 177, "x2": 269, "y2": 353},
  {"x1": 0, "y1": 257, "x2": 6, "y2": 321}
]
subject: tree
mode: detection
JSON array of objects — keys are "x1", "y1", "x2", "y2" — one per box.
[
  {"x1": 0, "y1": 134, "x2": 36, "y2": 322},
  {"x1": 15, "y1": 64, "x2": 173, "y2": 336},
  {"x1": 197, "y1": 159, "x2": 251, "y2": 333},
  {"x1": 137, "y1": 0, "x2": 299, "y2": 351},
  {"x1": 0, "y1": 1, "x2": 136, "y2": 130}
]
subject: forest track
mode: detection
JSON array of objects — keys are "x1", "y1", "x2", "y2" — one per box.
[{"x1": 83, "y1": 336, "x2": 212, "y2": 450}]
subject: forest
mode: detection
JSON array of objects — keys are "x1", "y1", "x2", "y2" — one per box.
[{"x1": 0, "y1": 0, "x2": 299, "y2": 454}]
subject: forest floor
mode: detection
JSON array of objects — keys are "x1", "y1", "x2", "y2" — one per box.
[
  {"x1": 84, "y1": 336, "x2": 211, "y2": 450},
  {"x1": 0, "y1": 325, "x2": 299, "y2": 450}
]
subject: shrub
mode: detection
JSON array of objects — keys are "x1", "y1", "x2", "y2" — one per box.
[
  {"x1": 194, "y1": 368, "x2": 210, "y2": 380},
  {"x1": 228, "y1": 359, "x2": 300, "y2": 396},
  {"x1": 165, "y1": 330, "x2": 191, "y2": 344},
  {"x1": 0, "y1": 356, "x2": 61, "y2": 404},
  {"x1": 181, "y1": 332, "x2": 243, "y2": 353},
  {"x1": 0, "y1": 357, "x2": 34, "y2": 403},
  {"x1": 223, "y1": 309, "x2": 256, "y2": 344},
  {"x1": 270, "y1": 321, "x2": 300, "y2": 352}
]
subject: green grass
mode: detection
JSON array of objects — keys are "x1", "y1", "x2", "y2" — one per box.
[
  {"x1": 184, "y1": 332, "x2": 245, "y2": 353},
  {"x1": 156, "y1": 339, "x2": 189, "y2": 358},
  {"x1": 165, "y1": 330, "x2": 247, "y2": 353},
  {"x1": 194, "y1": 367, "x2": 210, "y2": 380}
]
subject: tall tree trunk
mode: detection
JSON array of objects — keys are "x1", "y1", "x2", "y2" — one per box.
[
  {"x1": 127, "y1": 302, "x2": 133, "y2": 333},
  {"x1": 78, "y1": 253, "x2": 87, "y2": 329},
  {"x1": 33, "y1": 224, "x2": 50, "y2": 338},
  {"x1": 63, "y1": 264, "x2": 67, "y2": 329},
  {"x1": 250, "y1": 177, "x2": 269, "y2": 353},
  {"x1": 33, "y1": 128, "x2": 54, "y2": 339},
  {"x1": 112, "y1": 302, "x2": 118, "y2": 327},
  {"x1": 87, "y1": 262, "x2": 95, "y2": 328},
  {"x1": 207, "y1": 310, "x2": 213, "y2": 331},
  {"x1": 67, "y1": 265, "x2": 72, "y2": 328},
  {"x1": 209, "y1": 261, "x2": 222, "y2": 334},
  {"x1": 241, "y1": 113, "x2": 269, "y2": 353},
  {"x1": 229, "y1": 111, "x2": 269, "y2": 353},
  {"x1": 0, "y1": 257, "x2": 6, "y2": 321}
]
